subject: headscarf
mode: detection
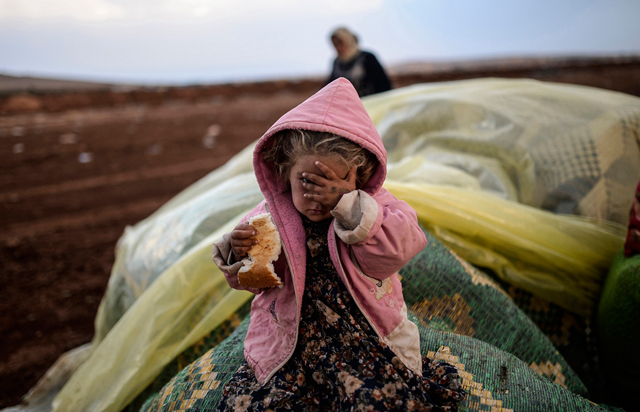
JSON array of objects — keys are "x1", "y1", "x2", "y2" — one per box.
[{"x1": 330, "y1": 27, "x2": 360, "y2": 62}]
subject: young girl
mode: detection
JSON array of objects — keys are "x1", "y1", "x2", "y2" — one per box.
[{"x1": 212, "y1": 78, "x2": 464, "y2": 411}]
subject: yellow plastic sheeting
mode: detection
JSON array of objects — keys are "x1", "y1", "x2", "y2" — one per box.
[
  {"x1": 52, "y1": 182, "x2": 624, "y2": 412},
  {"x1": 149, "y1": 142, "x2": 257, "y2": 218},
  {"x1": 95, "y1": 78, "x2": 640, "y2": 343},
  {"x1": 364, "y1": 78, "x2": 640, "y2": 225},
  {"x1": 93, "y1": 143, "x2": 261, "y2": 343},
  {"x1": 53, "y1": 217, "x2": 254, "y2": 412},
  {"x1": 52, "y1": 79, "x2": 637, "y2": 412},
  {"x1": 384, "y1": 181, "x2": 625, "y2": 316}
]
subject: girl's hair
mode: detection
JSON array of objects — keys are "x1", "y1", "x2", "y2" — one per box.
[{"x1": 263, "y1": 129, "x2": 378, "y2": 189}]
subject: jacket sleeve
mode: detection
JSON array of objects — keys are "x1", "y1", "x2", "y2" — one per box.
[
  {"x1": 331, "y1": 188, "x2": 426, "y2": 280},
  {"x1": 211, "y1": 201, "x2": 267, "y2": 294}
]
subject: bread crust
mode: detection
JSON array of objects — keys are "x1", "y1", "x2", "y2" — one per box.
[{"x1": 237, "y1": 213, "x2": 283, "y2": 288}]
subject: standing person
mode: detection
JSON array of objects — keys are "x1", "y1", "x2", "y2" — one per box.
[
  {"x1": 212, "y1": 78, "x2": 464, "y2": 411},
  {"x1": 327, "y1": 27, "x2": 392, "y2": 97}
]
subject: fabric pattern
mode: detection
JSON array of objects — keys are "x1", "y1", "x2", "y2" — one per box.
[
  {"x1": 412, "y1": 322, "x2": 613, "y2": 412},
  {"x1": 141, "y1": 227, "x2": 625, "y2": 412},
  {"x1": 399, "y1": 229, "x2": 588, "y2": 396},
  {"x1": 140, "y1": 321, "x2": 249, "y2": 412},
  {"x1": 123, "y1": 301, "x2": 253, "y2": 412},
  {"x1": 369, "y1": 80, "x2": 640, "y2": 225},
  {"x1": 500, "y1": 284, "x2": 602, "y2": 397},
  {"x1": 141, "y1": 315, "x2": 614, "y2": 412},
  {"x1": 216, "y1": 215, "x2": 464, "y2": 411}
]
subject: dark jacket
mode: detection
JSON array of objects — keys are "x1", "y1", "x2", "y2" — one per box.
[{"x1": 327, "y1": 51, "x2": 391, "y2": 97}]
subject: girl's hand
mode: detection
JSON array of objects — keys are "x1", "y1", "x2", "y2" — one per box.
[
  {"x1": 302, "y1": 161, "x2": 357, "y2": 210},
  {"x1": 230, "y1": 223, "x2": 257, "y2": 259}
]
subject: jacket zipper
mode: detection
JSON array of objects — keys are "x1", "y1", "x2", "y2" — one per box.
[{"x1": 262, "y1": 203, "x2": 300, "y2": 384}]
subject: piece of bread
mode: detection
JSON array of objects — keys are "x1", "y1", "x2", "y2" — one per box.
[{"x1": 237, "y1": 213, "x2": 283, "y2": 288}]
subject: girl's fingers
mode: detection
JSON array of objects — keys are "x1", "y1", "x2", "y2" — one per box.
[
  {"x1": 235, "y1": 223, "x2": 256, "y2": 231},
  {"x1": 314, "y1": 161, "x2": 338, "y2": 179},
  {"x1": 234, "y1": 230, "x2": 257, "y2": 239},
  {"x1": 231, "y1": 237, "x2": 257, "y2": 247},
  {"x1": 233, "y1": 246, "x2": 252, "y2": 258},
  {"x1": 231, "y1": 242, "x2": 257, "y2": 260},
  {"x1": 346, "y1": 166, "x2": 357, "y2": 184},
  {"x1": 303, "y1": 192, "x2": 321, "y2": 201},
  {"x1": 302, "y1": 173, "x2": 324, "y2": 187},
  {"x1": 301, "y1": 179, "x2": 316, "y2": 190},
  {"x1": 313, "y1": 161, "x2": 354, "y2": 185},
  {"x1": 233, "y1": 224, "x2": 257, "y2": 239},
  {"x1": 231, "y1": 223, "x2": 259, "y2": 255}
]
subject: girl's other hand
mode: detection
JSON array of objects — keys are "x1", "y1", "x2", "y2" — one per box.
[
  {"x1": 230, "y1": 223, "x2": 257, "y2": 259},
  {"x1": 302, "y1": 161, "x2": 357, "y2": 210}
]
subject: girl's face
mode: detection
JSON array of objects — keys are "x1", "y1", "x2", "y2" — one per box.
[{"x1": 289, "y1": 155, "x2": 350, "y2": 222}]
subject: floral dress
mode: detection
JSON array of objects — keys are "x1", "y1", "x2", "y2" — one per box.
[{"x1": 217, "y1": 215, "x2": 465, "y2": 412}]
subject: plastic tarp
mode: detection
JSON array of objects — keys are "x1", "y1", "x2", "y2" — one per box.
[
  {"x1": 93, "y1": 144, "x2": 260, "y2": 343},
  {"x1": 366, "y1": 78, "x2": 640, "y2": 224},
  {"x1": 50, "y1": 78, "x2": 637, "y2": 412}
]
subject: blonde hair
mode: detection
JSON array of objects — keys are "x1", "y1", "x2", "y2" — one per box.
[{"x1": 263, "y1": 129, "x2": 377, "y2": 189}]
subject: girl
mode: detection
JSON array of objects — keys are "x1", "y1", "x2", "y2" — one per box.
[{"x1": 212, "y1": 78, "x2": 464, "y2": 411}]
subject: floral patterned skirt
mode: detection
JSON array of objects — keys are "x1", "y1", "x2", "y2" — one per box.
[{"x1": 217, "y1": 266, "x2": 464, "y2": 411}]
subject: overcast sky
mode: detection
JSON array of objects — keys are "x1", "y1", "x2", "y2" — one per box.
[{"x1": 1, "y1": 0, "x2": 639, "y2": 85}]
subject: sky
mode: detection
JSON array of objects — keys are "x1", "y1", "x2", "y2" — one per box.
[{"x1": 0, "y1": 0, "x2": 639, "y2": 85}]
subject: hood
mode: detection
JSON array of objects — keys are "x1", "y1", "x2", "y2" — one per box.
[
  {"x1": 250, "y1": 78, "x2": 389, "y2": 342},
  {"x1": 253, "y1": 77, "x2": 387, "y2": 204}
]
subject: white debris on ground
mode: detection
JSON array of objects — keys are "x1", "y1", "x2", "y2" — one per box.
[
  {"x1": 11, "y1": 126, "x2": 25, "y2": 136},
  {"x1": 202, "y1": 124, "x2": 220, "y2": 149},
  {"x1": 58, "y1": 133, "x2": 78, "y2": 144},
  {"x1": 146, "y1": 143, "x2": 163, "y2": 156},
  {"x1": 77, "y1": 152, "x2": 93, "y2": 163},
  {"x1": 12, "y1": 143, "x2": 24, "y2": 154}
]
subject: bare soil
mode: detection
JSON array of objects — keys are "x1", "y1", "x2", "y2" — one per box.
[
  {"x1": 1, "y1": 56, "x2": 639, "y2": 408},
  {"x1": 0, "y1": 84, "x2": 316, "y2": 408}
]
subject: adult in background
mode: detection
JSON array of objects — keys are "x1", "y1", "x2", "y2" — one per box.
[{"x1": 327, "y1": 27, "x2": 392, "y2": 97}]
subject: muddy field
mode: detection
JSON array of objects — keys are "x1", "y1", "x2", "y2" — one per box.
[
  {"x1": 1, "y1": 56, "x2": 639, "y2": 408},
  {"x1": 0, "y1": 83, "x2": 319, "y2": 408}
]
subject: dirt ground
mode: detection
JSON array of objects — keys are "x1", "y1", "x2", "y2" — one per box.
[
  {"x1": 1, "y1": 56, "x2": 639, "y2": 409},
  {"x1": 0, "y1": 83, "x2": 317, "y2": 408}
]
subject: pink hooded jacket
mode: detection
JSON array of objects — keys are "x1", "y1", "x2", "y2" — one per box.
[{"x1": 212, "y1": 78, "x2": 427, "y2": 384}]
